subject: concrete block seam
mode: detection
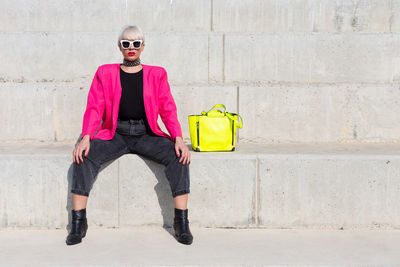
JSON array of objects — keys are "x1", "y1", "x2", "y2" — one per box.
[
  {"x1": 210, "y1": 0, "x2": 214, "y2": 32},
  {"x1": 222, "y1": 33, "x2": 225, "y2": 83},
  {"x1": 255, "y1": 157, "x2": 260, "y2": 227},
  {"x1": 207, "y1": 34, "x2": 210, "y2": 83}
]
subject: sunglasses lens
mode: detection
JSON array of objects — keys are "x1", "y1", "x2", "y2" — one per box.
[
  {"x1": 121, "y1": 41, "x2": 130, "y2": 49},
  {"x1": 133, "y1": 41, "x2": 141, "y2": 49}
]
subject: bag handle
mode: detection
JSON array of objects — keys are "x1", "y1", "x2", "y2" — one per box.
[
  {"x1": 201, "y1": 104, "x2": 226, "y2": 115},
  {"x1": 201, "y1": 104, "x2": 243, "y2": 128},
  {"x1": 226, "y1": 113, "x2": 243, "y2": 129}
]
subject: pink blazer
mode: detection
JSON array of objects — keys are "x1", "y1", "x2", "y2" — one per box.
[{"x1": 81, "y1": 63, "x2": 182, "y2": 142}]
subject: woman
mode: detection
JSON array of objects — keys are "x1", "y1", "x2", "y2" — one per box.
[{"x1": 66, "y1": 25, "x2": 193, "y2": 246}]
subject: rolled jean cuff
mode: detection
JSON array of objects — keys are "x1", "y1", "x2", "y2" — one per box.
[
  {"x1": 71, "y1": 188, "x2": 89, "y2": 197},
  {"x1": 172, "y1": 189, "x2": 190, "y2": 198}
]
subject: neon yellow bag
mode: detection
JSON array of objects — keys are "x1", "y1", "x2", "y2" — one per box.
[{"x1": 188, "y1": 104, "x2": 243, "y2": 152}]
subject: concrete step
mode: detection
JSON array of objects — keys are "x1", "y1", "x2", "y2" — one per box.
[
  {"x1": 1, "y1": 142, "x2": 400, "y2": 229},
  {"x1": 1, "y1": 227, "x2": 399, "y2": 266},
  {"x1": 2, "y1": 31, "x2": 400, "y2": 84},
  {"x1": 3, "y1": 0, "x2": 399, "y2": 33},
  {"x1": 1, "y1": 82, "x2": 399, "y2": 143}
]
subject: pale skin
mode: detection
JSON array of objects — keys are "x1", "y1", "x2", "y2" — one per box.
[{"x1": 72, "y1": 37, "x2": 190, "y2": 211}]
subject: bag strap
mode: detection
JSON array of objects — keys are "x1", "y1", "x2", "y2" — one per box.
[
  {"x1": 207, "y1": 104, "x2": 226, "y2": 113},
  {"x1": 201, "y1": 104, "x2": 226, "y2": 115},
  {"x1": 200, "y1": 104, "x2": 243, "y2": 128},
  {"x1": 226, "y1": 113, "x2": 243, "y2": 129}
]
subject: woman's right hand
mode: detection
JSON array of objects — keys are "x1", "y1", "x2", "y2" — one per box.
[{"x1": 73, "y1": 135, "x2": 91, "y2": 164}]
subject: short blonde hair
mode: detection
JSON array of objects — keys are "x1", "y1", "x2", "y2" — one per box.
[{"x1": 117, "y1": 25, "x2": 145, "y2": 47}]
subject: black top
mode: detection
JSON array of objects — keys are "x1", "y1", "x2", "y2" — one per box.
[
  {"x1": 118, "y1": 66, "x2": 146, "y2": 119},
  {"x1": 118, "y1": 65, "x2": 156, "y2": 135}
]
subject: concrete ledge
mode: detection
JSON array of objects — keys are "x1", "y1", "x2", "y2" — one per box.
[
  {"x1": 2, "y1": 82, "x2": 400, "y2": 143},
  {"x1": 1, "y1": 142, "x2": 400, "y2": 229},
  {"x1": 0, "y1": 82, "x2": 237, "y2": 142},
  {"x1": 3, "y1": 32, "x2": 400, "y2": 83},
  {"x1": 0, "y1": 32, "x2": 219, "y2": 83}
]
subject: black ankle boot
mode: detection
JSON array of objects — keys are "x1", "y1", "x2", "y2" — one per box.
[
  {"x1": 173, "y1": 208, "x2": 193, "y2": 245},
  {"x1": 66, "y1": 208, "x2": 88, "y2": 245}
]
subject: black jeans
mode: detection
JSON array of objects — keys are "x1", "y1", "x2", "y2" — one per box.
[{"x1": 71, "y1": 118, "x2": 190, "y2": 198}]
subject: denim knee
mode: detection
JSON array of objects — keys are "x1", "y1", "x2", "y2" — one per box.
[
  {"x1": 165, "y1": 157, "x2": 190, "y2": 198},
  {"x1": 70, "y1": 157, "x2": 100, "y2": 197}
]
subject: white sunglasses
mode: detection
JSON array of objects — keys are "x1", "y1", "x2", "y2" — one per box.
[{"x1": 120, "y1": 39, "x2": 143, "y2": 49}]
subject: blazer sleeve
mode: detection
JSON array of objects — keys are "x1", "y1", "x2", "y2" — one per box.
[
  {"x1": 80, "y1": 66, "x2": 105, "y2": 140},
  {"x1": 158, "y1": 68, "x2": 183, "y2": 142}
]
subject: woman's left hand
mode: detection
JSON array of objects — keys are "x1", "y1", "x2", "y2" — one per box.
[{"x1": 174, "y1": 137, "x2": 190, "y2": 165}]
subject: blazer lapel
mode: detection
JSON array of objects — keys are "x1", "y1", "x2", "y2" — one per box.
[
  {"x1": 113, "y1": 63, "x2": 123, "y2": 123},
  {"x1": 142, "y1": 64, "x2": 153, "y2": 123}
]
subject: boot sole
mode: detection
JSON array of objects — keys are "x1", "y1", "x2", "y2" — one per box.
[
  {"x1": 175, "y1": 233, "x2": 193, "y2": 245},
  {"x1": 66, "y1": 239, "x2": 82, "y2": 245},
  {"x1": 65, "y1": 226, "x2": 87, "y2": 245}
]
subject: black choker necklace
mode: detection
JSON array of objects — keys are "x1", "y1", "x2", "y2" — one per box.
[{"x1": 123, "y1": 58, "x2": 141, "y2": 66}]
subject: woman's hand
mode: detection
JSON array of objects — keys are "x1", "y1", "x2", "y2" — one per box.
[
  {"x1": 73, "y1": 135, "x2": 91, "y2": 164},
  {"x1": 174, "y1": 137, "x2": 190, "y2": 165}
]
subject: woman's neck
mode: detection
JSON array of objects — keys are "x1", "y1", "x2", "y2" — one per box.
[{"x1": 120, "y1": 64, "x2": 143, "y2": 74}]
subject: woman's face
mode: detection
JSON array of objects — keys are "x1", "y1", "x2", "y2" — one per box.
[{"x1": 119, "y1": 38, "x2": 145, "y2": 61}]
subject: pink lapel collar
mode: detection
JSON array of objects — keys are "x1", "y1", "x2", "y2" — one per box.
[{"x1": 141, "y1": 64, "x2": 152, "y2": 124}]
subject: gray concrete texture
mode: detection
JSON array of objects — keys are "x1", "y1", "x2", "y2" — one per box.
[
  {"x1": 1, "y1": 142, "x2": 400, "y2": 229},
  {"x1": 1, "y1": 227, "x2": 400, "y2": 266},
  {"x1": 239, "y1": 83, "x2": 400, "y2": 143},
  {"x1": 1, "y1": 82, "x2": 399, "y2": 143},
  {"x1": 0, "y1": 82, "x2": 237, "y2": 141},
  {"x1": 1, "y1": 0, "x2": 400, "y2": 143},
  {"x1": 0, "y1": 32, "x2": 220, "y2": 83},
  {"x1": 225, "y1": 33, "x2": 400, "y2": 83},
  {"x1": 2, "y1": 32, "x2": 400, "y2": 83},
  {"x1": 2, "y1": 0, "x2": 400, "y2": 33}
]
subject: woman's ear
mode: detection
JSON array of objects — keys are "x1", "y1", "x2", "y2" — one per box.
[{"x1": 138, "y1": 44, "x2": 145, "y2": 53}]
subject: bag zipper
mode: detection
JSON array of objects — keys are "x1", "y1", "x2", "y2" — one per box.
[
  {"x1": 196, "y1": 121, "x2": 200, "y2": 147},
  {"x1": 232, "y1": 120, "x2": 234, "y2": 145}
]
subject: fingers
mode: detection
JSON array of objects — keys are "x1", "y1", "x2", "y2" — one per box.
[
  {"x1": 186, "y1": 150, "x2": 191, "y2": 164},
  {"x1": 85, "y1": 144, "x2": 90, "y2": 157},
  {"x1": 73, "y1": 143, "x2": 90, "y2": 164},
  {"x1": 182, "y1": 148, "x2": 190, "y2": 165},
  {"x1": 176, "y1": 144, "x2": 190, "y2": 165},
  {"x1": 75, "y1": 147, "x2": 82, "y2": 164},
  {"x1": 73, "y1": 147, "x2": 80, "y2": 164},
  {"x1": 178, "y1": 148, "x2": 183, "y2": 163},
  {"x1": 79, "y1": 147, "x2": 84, "y2": 163}
]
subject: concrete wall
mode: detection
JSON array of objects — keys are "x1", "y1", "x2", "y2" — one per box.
[
  {"x1": 2, "y1": 1, "x2": 400, "y2": 230},
  {"x1": 1, "y1": 143, "x2": 400, "y2": 229},
  {"x1": 1, "y1": 0, "x2": 399, "y2": 143}
]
